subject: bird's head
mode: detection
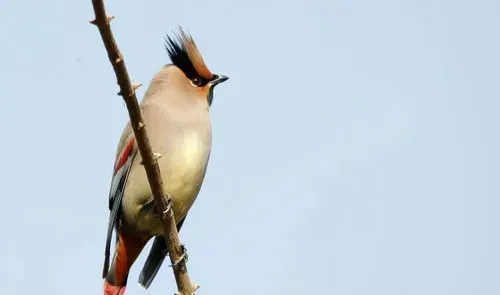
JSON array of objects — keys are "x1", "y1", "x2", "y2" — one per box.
[{"x1": 164, "y1": 27, "x2": 228, "y2": 105}]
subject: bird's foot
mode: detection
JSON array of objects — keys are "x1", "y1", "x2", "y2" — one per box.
[
  {"x1": 170, "y1": 244, "x2": 189, "y2": 268},
  {"x1": 150, "y1": 196, "x2": 172, "y2": 220}
]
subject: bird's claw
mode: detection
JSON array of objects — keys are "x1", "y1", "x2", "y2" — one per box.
[
  {"x1": 151, "y1": 197, "x2": 172, "y2": 220},
  {"x1": 169, "y1": 244, "x2": 188, "y2": 268}
]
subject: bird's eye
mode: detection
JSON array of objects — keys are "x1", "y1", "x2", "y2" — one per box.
[{"x1": 191, "y1": 77, "x2": 202, "y2": 87}]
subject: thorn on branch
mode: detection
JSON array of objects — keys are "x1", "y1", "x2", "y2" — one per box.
[
  {"x1": 89, "y1": 16, "x2": 113, "y2": 26},
  {"x1": 140, "y1": 152, "x2": 162, "y2": 166},
  {"x1": 116, "y1": 82, "x2": 136, "y2": 97}
]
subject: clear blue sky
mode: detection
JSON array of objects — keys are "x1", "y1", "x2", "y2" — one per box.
[{"x1": 0, "y1": 0, "x2": 498, "y2": 294}]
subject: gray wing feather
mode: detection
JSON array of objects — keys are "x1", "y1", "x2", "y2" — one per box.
[{"x1": 102, "y1": 155, "x2": 134, "y2": 278}]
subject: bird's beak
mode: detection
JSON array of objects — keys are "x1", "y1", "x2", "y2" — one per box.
[{"x1": 209, "y1": 75, "x2": 229, "y2": 87}]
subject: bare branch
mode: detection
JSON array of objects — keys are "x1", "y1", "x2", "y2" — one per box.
[{"x1": 90, "y1": 1, "x2": 196, "y2": 294}]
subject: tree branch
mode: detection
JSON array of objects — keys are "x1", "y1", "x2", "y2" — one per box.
[{"x1": 90, "y1": 1, "x2": 197, "y2": 294}]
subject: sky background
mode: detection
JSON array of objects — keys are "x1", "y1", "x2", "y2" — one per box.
[{"x1": 0, "y1": 0, "x2": 499, "y2": 294}]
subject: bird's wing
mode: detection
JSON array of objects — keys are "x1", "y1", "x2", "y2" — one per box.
[
  {"x1": 102, "y1": 126, "x2": 137, "y2": 278},
  {"x1": 138, "y1": 217, "x2": 186, "y2": 289}
]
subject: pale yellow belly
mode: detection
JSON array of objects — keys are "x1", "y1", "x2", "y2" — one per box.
[
  {"x1": 122, "y1": 132, "x2": 211, "y2": 235},
  {"x1": 164, "y1": 132, "x2": 210, "y2": 221}
]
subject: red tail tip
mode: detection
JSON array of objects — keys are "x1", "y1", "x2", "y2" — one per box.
[{"x1": 104, "y1": 281, "x2": 126, "y2": 295}]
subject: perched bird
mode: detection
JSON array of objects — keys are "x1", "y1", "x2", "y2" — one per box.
[{"x1": 102, "y1": 28, "x2": 228, "y2": 295}]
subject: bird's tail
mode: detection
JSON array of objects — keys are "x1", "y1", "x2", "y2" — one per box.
[
  {"x1": 137, "y1": 216, "x2": 186, "y2": 289},
  {"x1": 104, "y1": 232, "x2": 148, "y2": 295},
  {"x1": 138, "y1": 236, "x2": 168, "y2": 289}
]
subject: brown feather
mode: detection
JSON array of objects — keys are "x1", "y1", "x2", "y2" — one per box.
[{"x1": 177, "y1": 27, "x2": 213, "y2": 80}]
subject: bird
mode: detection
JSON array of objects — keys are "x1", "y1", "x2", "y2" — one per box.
[{"x1": 102, "y1": 27, "x2": 228, "y2": 295}]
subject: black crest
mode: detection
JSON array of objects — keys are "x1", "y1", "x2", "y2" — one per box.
[{"x1": 164, "y1": 28, "x2": 214, "y2": 84}]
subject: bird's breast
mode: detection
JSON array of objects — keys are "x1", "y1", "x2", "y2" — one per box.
[
  {"x1": 159, "y1": 129, "x2": 211, "y2": 221},
  {"x1": 178, "y1": 132, "x2": 209, "y2": 175},
  {"x1": 122, "y1": 126, "x2": 211, "y2": 235},
  {"x1": 169, "y1": 131, "x2": 211, "y2": 186}
]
